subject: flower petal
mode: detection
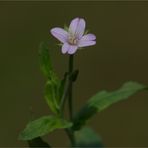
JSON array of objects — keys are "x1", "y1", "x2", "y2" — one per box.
[
  {"x1": 75, "y1": 18, "x2": 86, "y2": 38},
  {"x1": 69, "y1": 17, "x2": 79, "y2": 34},
  {"x1": 50, "y1": 27, "x2": 68, "y2": 43},
  {"x1": 68, "y1": 45, "x2": 78, "y2": 54},
  {"x1": 69, "y1": 18, "x2": 86, "y2": 38},
  {"x1": 81, "y1": 34, "x2": 96, "y2": 41},
  {"x1": 62, "y1": 42, "x2": 69, "y2": 54},
  {"x1": 78, "y1": 40, "x2": 96, "y2": 47}
]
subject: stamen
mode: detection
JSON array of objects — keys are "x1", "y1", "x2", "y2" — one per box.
[{"x1": 68, "y1": 35, "x2": 78, "y2": 45}]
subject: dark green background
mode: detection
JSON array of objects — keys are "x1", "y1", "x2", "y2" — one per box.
[{"x1": 0, "y1": 1, "x2": 148, "y2": 147}]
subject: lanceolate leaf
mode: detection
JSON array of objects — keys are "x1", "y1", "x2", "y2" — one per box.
[
  {"x1": 39, "y1": 42, "x2": 62, "y2": 113},
  {"x1": 39, "y1": 42, "x2": 60, "y2": 85},
  {"x1": 39, "y1": 42, "x2": 53, "y2": 78},
  {"x1": 75, "y1": 127, "x2": 104, "y2": 147},
  {"x1": 19, "y1": 116, "x2": 72, "y2": 140},
  {"x1": 45, "y1": 81, "x2": 60, "y2": 114},
  {"x1": 73, "y1": 82, "x2": 147, "y2": 130}
]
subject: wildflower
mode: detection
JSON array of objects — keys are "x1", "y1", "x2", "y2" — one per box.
[{"x1": 50, "y1": 17, "x2": 96, "y2": 54}]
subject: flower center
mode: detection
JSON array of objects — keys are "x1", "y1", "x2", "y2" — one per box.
[{"x1": 68, "y1": 34, "x2": 78, "y2": 45}]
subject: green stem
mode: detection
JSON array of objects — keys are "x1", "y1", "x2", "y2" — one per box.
[
  {"x1": 68, "y1": 55, "x2": 74, "y2": 120},
  {"x1": 60, "y1": 55, "x2": 76, "y2": 146},
  {"x1": 68, "y1": 55, "x2": 75, "y2": 147}
]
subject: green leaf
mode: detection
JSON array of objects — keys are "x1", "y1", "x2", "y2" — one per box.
[
  {"x1": 39, "y1": 42, "x2": 53, "y2": 78},
  {"x1": 28, "y1": 137, "x2": 51, "y2": 147},
  {"x1": 45, "y1": 81, "x2": 60, "y2": 113},
  {"x1": 19, "y1": 116, "x2": 72, "y2": 141},
  {"x1": 73, "y1": 81, "x2": 147, "y2": 130},
  {"x1": 75, "y1": 127, "x2": 104, "y2": 147},
  {"x1": 39, "y1": 42, "x2": 59, "y2": 83},
  {"x1": 38, "y1": 42, "x2": 59, "y2": 82},
  {"x1": 39, "y1": 42, "x2": 62, "y2": 113}
]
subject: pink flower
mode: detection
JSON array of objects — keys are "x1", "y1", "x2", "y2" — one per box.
[{"x1": 50, "y1": 17, "x2": 96, "y2": 55}]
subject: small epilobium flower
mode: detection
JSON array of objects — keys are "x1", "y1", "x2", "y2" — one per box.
[{"x1": 50, "y1": 17, "x2": 96, "y2": 55}]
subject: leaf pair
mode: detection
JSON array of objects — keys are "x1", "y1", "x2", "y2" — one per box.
[{"x1": 19, "y1": 42, "x2": 147, "y2": 147}]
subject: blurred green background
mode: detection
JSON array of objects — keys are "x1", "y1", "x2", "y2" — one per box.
[{"x1": 0, "y1": 1, "x2": 148, "y2": 147}]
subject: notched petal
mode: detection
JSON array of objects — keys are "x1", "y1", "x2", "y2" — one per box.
[
  {"x1": 68, "y1": 45, "x2": 78, "y2": 54},
  {"x1": 69, "y1": 17, "x2": 79, "y2": 34},
  {"x1": 81, "y1": 34, "x2": 96, "y2": 41},
  {"x1": 50, "y1": 27, "x2": 68, "y2": 43},
  {"x1": 69, "y1": 18, "x2": 86, "y2": 39},
  {"x1": 75, "y1": 18, "x2": 86, "y2": 39},
  {"x1": 78, "y1": 40, "x2": 96, "y2": 48},
  {"x1": 62, "y1": 43, "x2": 70, "y2": 54}
]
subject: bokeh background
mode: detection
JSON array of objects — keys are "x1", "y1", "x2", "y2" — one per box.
[{"x1": 0, "y1": 1, "x2": 148, "y2": 147}]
